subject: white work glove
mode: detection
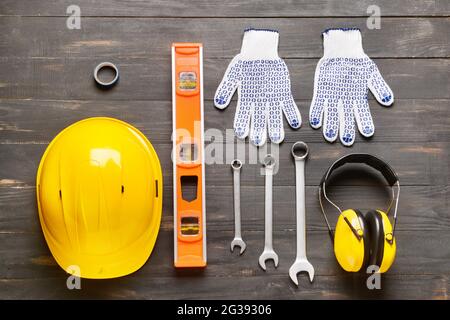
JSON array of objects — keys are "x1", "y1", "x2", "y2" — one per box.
[
  {"x1": 309, "y1": 28, "x2": 394, "y2": 146},
  {"x1": 214, "y1": 28, "x2": 301, "y2": 146}
]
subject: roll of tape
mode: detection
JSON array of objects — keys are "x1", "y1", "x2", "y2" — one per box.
[{"x1": 94, "y1": 62, "x2": 119, "y2": 88}]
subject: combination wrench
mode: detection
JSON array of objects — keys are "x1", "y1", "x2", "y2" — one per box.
[
  {"x1": 231, "y1": 159, "x2": 246, "y2": 254},
  {"x1": 289, "y1": 141, "x2": 315, "y2": 285},
  {"x1": 259, "y1": 154, "x2": 279, "y2": 270}
]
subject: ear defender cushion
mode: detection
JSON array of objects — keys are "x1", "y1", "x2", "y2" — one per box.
[
  {"x1": 363, "y1": 210, "x2": 385, "y2": 270},
  {"x1": 377, "y1": 210, "x2": 396, "y2": 273},
  {"x1": 334, "y1": 209, "x2": 369, "y2": 272}
]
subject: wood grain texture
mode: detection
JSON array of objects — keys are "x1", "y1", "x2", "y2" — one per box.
[
  {"x1": 1, "y1": 185, "x2": 448, "y2": 233},
  {"x1": 0, "y1": 275, "x2": 448, "y2": 300},
  {"x1": 1, "y1": 0, "x2": 448, "y2": 17},
  {"x1": 0, "y1": 142, "x2": 448, "y2": 187},
  {"x1": 0, "y1": 17, "x2": 448, "y2": 58},
  {"x1": 0, "y1": 229, "x2": 449, "y2": 299},
  {"x1": 0, "y1": 58, "x2": 448, "y2": 100},
  {"x1": 1, "y1": 228, "x2": 449, "y2": 279},
  {"x1": 1, "y1": 99, "x2": 449, "y2": 143},
  {"x1": 0, "y1": 0, "x2": 449, "y2": 300}
]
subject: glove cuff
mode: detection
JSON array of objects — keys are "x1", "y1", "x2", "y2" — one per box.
[
  {"x1": 240, "y1": 28, "x2": 279, "y2": 59},
  {"x1": 322, "y1": 28, "x2": 365, "y2": 58}
]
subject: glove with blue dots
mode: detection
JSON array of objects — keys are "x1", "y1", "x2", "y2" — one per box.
[
  {"x1": 214, "y1": 28, "x2": 301, "y2": 146},
  {"x1": 309, "y1": 28, "x2": 394, "y2": 146}
]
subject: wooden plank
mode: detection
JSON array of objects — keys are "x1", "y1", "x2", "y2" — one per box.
[
  {"x1": 0, "y1": 58, "x2": 448, "y2": 100},
  {"x1": 0, "y1": 142, "x2": 447, "y2": 187},
  {"x1": 0, "y1": 0, "x2": 447, "y2": 17},
  {"x1": 0, "y1": 0, "x2": 448, "y2": 301},
  {"x1": 0, "y1": 99, "x2": 448, "y2": 144},
  {"x1": 1, "y1": 184, "x2": 448, "y2": 279},
  {"x1": 0, "y1": 229, "x2": 449, "y2": 280},
  {"x1": 1, "y1": 185, "x2": 448, "y2": 233},
  {"x1": 0, "y1": 274, "x2": 448, "y2": 300},
  {"x1": 0, "y1": 17, "x2": 448, "y2": 58},
  {"x1": 0, "y1": 275, "x2": 447, "y2": 300}
]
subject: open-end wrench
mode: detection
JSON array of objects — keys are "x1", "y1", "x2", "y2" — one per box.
[
  {"x1": 289, "y1": 142, "x2": 315, "y2": 285},
  {"x1": 231, "y1": 159, "x2": 246, "y2": 254},
  {"x1": 259, "y1": 154, "x2": 279, "y2": 270}
]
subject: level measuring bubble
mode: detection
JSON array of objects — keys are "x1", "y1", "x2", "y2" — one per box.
[{"x1": 179, "y1": 71, "x2": 197, "y2": 91}]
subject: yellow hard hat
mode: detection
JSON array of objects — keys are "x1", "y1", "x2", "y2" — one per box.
[{"x1": 36, "y1": 117, "x2": 163, "y2": 279}]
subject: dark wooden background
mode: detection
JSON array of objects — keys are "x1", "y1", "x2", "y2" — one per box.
[{"x1": 0, "y1": 1, "x2": 449, "y2": 299}]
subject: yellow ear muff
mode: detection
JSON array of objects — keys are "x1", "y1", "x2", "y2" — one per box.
[
  {"x1": 334, "y1": 209, "x2": 366, "y2": 272},
  {"x1": 377, "y1": 210, "x2": 396, "y2": 273}
]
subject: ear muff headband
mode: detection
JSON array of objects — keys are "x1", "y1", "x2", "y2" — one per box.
[
  {"x1": 318, "y1": 153, "x2": 400, "y2": 242},
  {"x1": 364, "y1": 210, "x2": 385, "y2": 268},
  {"x1": 320, "y1": 153, "x2": 398, "y2": 187},
  {"x1": 354, "y1": 209, "x2": 371, "y2": 270}
]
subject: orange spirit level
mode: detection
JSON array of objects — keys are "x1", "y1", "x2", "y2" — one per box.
[{"x1": 171, "y1": 43, "x2": 206, "y2": 268}]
